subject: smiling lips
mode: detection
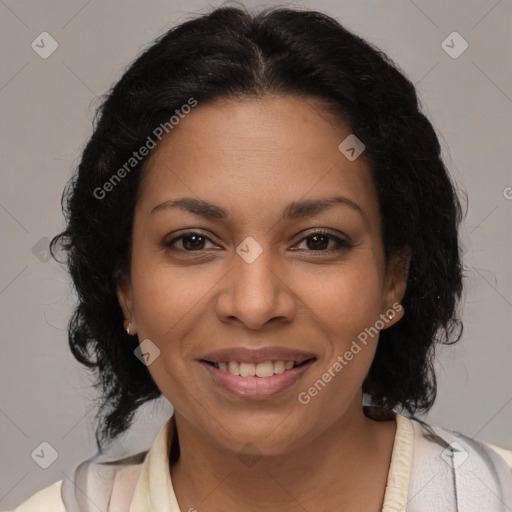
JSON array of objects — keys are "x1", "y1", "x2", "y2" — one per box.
[
  {"x1": 216, "y1": 360, "x2": 297, "y2": 377},
  {"x1": 199, "y1": 346, "x2": 317, "y2": 399}
]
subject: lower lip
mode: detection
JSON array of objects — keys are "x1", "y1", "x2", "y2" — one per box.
[{"x1": 200, "y1": 360, "x2": 316, "y2": 400}]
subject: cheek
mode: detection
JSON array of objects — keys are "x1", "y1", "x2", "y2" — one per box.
[
  {"x1": 301, "y1": 260, "x2": 384, "y2": 335},
  {"x1": 295, "y1": 268, "x2": 383, "y2": 415},
  {"x1": 127, "y1": 256, "x2": 215, "y2": 396},
  {"x1": 295, "y1": 257, "x2": 384, "y2": 394},
  {"x1": 131, "y1": 260, "x2": 215, "y2": 338},
  {"x1": 129, "y1": 264, "x2": 202, "y2": 406}
]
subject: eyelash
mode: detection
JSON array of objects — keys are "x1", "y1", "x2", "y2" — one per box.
[{"x1": 163, "y1": 229, "x2": 353, "y2": 255}]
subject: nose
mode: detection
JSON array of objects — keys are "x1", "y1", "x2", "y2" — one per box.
[{"x1": 215, "y1": 243, "x2": 297, "y2": 331}]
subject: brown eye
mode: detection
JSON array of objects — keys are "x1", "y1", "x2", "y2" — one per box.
[
  {"x1": 294, "y1": 230, "x2": 352, "y2": 252},
  {"x1": 181, "y1": 233, "x2": 206, "y2": 250},
  {"x1": 164, "y1": 231, "x2": 216, "y2": 251},
  {"x1": 305, "y1": 234, "x2": 330, "y2": 250}
]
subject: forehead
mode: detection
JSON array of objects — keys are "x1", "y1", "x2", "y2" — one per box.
[{"x1": 136, "y1": 94, "x2": 379, "y2": 226}]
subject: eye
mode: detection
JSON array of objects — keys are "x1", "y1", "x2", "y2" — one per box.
[
  {"x1": 164, "y1": 231, "x2": 218, "y2": 251},
  {"x1": 292, "y1": 230, "x2": 352, "y2": 252}
]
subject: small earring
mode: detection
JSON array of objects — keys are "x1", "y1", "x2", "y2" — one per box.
[
  {"x1": 387, "y1": 312, "x2": 393, "y2": 320},
  {"x1": 126, "y1": 322, "x2": 131, "y2": 335}
]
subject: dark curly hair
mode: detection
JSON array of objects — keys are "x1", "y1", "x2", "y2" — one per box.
[{"x1": 51, "y1": 3, "x2": 465, "y2": 450}]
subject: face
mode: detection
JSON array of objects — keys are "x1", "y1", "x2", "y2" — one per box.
[{"x1": 117, "y1": 94, "x2": 408, "y2": 456}]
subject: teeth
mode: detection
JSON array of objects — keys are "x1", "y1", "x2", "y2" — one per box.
[
  {"x1": 216, "y1": 360, "x2": 300, "y2": 377},
  {"x1": 239, "y1": 362, "x2": 255, "y2": 377},
  {"x1": 228, "y1": 361, "x2": 239, "y2": 375},
  {"x1": 256, "y1": 361, "x2": 274, "y2": 378},
  {"x1": 273, "y1": 360, "x2": 285, "y2": 374}
]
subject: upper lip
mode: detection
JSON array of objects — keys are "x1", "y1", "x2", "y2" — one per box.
[{"x1": 200, "y1": 347, "x2": 317, "y2": 365}]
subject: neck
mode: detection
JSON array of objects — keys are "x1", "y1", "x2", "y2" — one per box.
[{"x1": 169, "y1": 401, "x2": 396, "y2": 511}]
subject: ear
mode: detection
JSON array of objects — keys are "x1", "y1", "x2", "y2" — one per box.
[
  {"x1": 115, "y1": 268, "x2": 136, "y2": 333},
  {"x1": 381, "y1": 246, "x2": 411, "y2": 328}
]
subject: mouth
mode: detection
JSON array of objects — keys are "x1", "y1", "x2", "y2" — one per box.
[
  {"x1": 201, "y1": 358, "x2": 317, "y2": 377},
  {"x1": 199, "y1": 356, "x2": 317, "y2": 400}
]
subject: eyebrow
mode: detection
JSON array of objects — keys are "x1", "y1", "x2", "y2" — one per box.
[{"x1": 150, "y1": 195, "x2": 367, "y2": 223}]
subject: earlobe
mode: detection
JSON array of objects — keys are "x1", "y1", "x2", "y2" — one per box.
[
  {"x1": 115, "y1": 270, "x2": 136, "y2": 333},
  {"x1": 382, "y1": 246, "x2": 411, "y2": 327}
]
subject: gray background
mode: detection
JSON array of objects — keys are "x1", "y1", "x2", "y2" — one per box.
[{"x1": 1, "y1": 0, "x2": 511, "y2": 508}]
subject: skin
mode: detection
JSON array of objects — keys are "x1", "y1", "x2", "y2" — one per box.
[{"x1": 117, "y1": 94, "x2": 410, "y2": 511}]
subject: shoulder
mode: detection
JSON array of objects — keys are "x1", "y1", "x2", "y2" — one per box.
[
  {"x1": 405, "y1": 415, "x2": 512, "y2": 511},
  {"x1": 488, "y1": 442, "x2": 512, "y2": 469},
  {"x1": 409, "y1": 416, "x2": 512, "y2": 471},
  {"x1": 8, "y1": 480, "x2": 66, "y2": 512}
]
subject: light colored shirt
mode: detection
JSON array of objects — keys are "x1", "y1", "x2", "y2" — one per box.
[{"x1": 8, "y1": 412, "x2": 512, "y2": 511}]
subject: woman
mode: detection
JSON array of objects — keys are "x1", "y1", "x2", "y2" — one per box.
[{"x1": 11, "y1": 5, "x2": 512, "y2": 511}]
